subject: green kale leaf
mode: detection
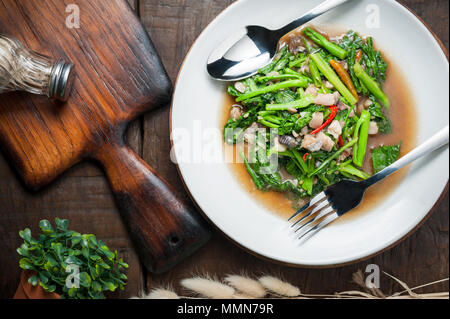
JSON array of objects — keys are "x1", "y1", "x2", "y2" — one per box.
[{"x1": 372, "y1": 142, "x2": 402, "y2": 173}]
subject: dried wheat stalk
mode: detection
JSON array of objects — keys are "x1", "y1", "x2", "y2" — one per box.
[{"x1": 133, "y1": 271, "x2": 448, "y2": 300}]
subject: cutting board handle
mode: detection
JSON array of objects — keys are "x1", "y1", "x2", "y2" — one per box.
[{"x1": 95, "y1": 141, "x2": 211, "y2": 274}]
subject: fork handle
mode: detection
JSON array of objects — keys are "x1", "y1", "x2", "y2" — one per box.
[{"x1": 364, "y1": 125, "x2": 449, "y2": 187}]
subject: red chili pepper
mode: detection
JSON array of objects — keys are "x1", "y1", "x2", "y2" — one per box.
[
  {"x1": 338, "y1": 136, "x2": 344, "y2": 147},
  {"x1": 310, "y1": 105, "x2": 338, "y2": 135},
  {"x1": 303, "y1": 153, "x2": 309, "y2": 162}
]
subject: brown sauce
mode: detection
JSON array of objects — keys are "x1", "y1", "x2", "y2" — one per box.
[{"x1": 221, "y1": 27, "x2": 418, "y2": 221}]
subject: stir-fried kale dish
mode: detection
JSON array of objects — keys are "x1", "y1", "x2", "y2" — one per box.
[{"x1": 224, "y1": 28, "x2": 402, "y2": 199}]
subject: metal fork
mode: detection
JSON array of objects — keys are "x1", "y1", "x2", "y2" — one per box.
[{"x1": 289, "y1": 125, "x2": 449, "y2": 242}]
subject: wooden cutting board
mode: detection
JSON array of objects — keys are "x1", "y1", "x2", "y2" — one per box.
[{"x1": 0, "y1": 0, "x2": 210, "y2": 274}]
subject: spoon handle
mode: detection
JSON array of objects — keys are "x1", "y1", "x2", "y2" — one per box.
[
  {"x1": 276, "y1": 0, "x2": 351, "y2": 38},
  {"x1": 364, "y1": 125, "x2": 450, "y2": 187}
]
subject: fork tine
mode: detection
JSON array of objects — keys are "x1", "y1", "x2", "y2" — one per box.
[
  {"x1": 288, "y1": 191, "x2": 326, "y2": 221},
  {"x1": 298, "y1": 211, "x2": 340, "y2": 241},
  {"x1": 292, "y1": 199, "x2": 330, "y2": 230},
  {"x1": 295, "y1": 205, "x2": 334, "y2": 235}
]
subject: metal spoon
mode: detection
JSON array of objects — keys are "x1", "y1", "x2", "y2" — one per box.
[{"x1": 207, "y1": 0, "x2": 351, "y2": 81}]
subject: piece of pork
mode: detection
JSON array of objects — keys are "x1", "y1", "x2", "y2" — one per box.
[
  {"x1": 314, "y1": 91, "x2": 340, "y2": 106},
  {"x1": 267, "y1": 71, "x2": 279, "y2": 77},
  {"x1": 234, "y1": 82, "x2": 246, "y2": 93},
  {"x1": 317, "y1": 132, "x2": 334, "y2": 152},
  {"x1": 230, "y1": 105, "x2": 243, "y2": 120},
  {"x1": 356, "y1": 97, "x2": 373, "y2": 115},
  {"x1": 369, "y1": 121, "x2": 379, "y2": 135},
  {"x1": 301, "y1": 135, "x2": 323, "y2": 152},
  {"x1": 300, "y1": 126, "x2": 309, "y2": 136},
  {"x1": 299, "y1": 58, "x2": 310, "y2": 74},
  {"x1": 288, "y1": 35, "x2": 306, "y2": 54},
  {"x1": 243, "y1": 122, "x2": 259, "y2": 145},
  {"x1": 323, "y1": 81, "x2": 334, "y2": 89},
  {"x1": 279, "y1": 167, "x2": 299, "y2": 187},
  {"x1": 305, "y1": 84, "x2": 319, "y2": 97},
  {"x1": 338, "y1": 147, "x2": 353, "y2": 162},
  {"x1": 309, "y1": 112, "x2": 324, "y2": 129},
  {"x1": 338, "y1": 100, "x2": 355, "y2": 117},
  {"x1": 327, "y1": 120, "x2": 342, "y2": 139},
  {"x1": 339, "y1": 60, "x2": 348, "y2": 70}
]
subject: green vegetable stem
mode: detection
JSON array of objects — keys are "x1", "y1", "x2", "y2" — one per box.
[
  {"x1": 265, "y1": 94, "x2": 315, "y2": 111},
  {"x1": 256, "y1": 74, "x2": 304, "y2": 83},
  {"x1": 303, "y1": 27, "x2": 348, "y2": 60},
  {"x1": 310, "y1": 53, "x2": 358, "y2": 106},
  {"x1": 353, "y1": 110, "x2": 371, "y2": 167},
  {"x1": 309, "y1": 138, "x2": 359, "y2": 177},
  {"x1": 353, "y1": 62, "x2": 390, "y2": 108},
  {"x1": 236, "y1": 79, "x2": 309, "y2": 102},
  {"x1": 339, "y1": 163, "x2": 371, "y2": 180},
  {"x1": 309, "y1": 59, "x2": 323, "y2": 87}
]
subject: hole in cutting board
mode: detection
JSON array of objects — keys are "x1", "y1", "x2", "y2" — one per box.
[{"x1": 170, "y1": 236, "x2": 181, "y2": 246}]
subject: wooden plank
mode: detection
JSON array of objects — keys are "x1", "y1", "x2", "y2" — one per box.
[
  {"x1": 398, "y1": 0, "x2": 449, "y2": 49},
  {"x1": 140, "y1": 0, "x2": 449, "y2": 296},
  {"x1": 139, "y1": 0, "x2": 234, "y2": 189},
  {"x1": 0, "y1": 0, "x2": 146, "y2": 299},
  {"x1": 0, "y1": 0, "x2": 174, "y2": 190},
  {"x1": 126, "y1": 0, "x2": 144, "y2": 158},
  {"x1": 0, "y1": 157, "x2": 145, "y2": 298},
  {"x1": 0, "y1": 0, "x2": 447, "y2": 299}
]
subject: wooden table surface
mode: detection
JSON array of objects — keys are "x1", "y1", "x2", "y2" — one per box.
[{"x1": 0, "y1": 0, "x2": 448, "y2": 298}]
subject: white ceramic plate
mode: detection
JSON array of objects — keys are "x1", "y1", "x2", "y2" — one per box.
[{"x1": 171, "y1": 0, "x2": 449, "y2": 266}]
